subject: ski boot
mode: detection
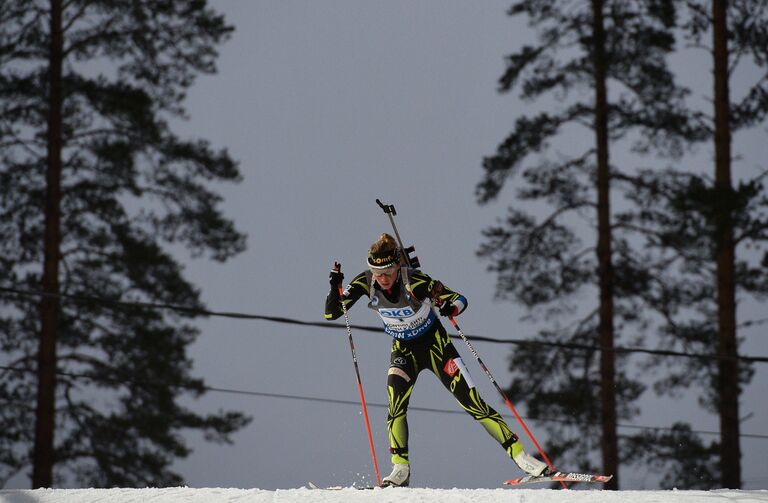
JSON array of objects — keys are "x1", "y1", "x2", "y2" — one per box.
[
  {"x1": 513, "y1": 449, "x2": 550, "y2": 476},
  {"x1": 381, "y1": 463, "x2": 410, "y2": 487}
]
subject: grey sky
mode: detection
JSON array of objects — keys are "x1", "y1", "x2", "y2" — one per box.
[
  {"x1": 12, "y1": 1, "x2": 765, "y2": 490},
  {"x1": 168, "y1": 1, "x2": 767, "y2": 490}
]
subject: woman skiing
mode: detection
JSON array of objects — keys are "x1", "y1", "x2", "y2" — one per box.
[{"x1": 325, "y1": 233, "x2": 549, "y2": 487}]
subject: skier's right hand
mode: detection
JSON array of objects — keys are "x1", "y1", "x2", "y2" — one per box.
[{"x1": 329, "y1": 261, "x2": 344, "y2": 288}]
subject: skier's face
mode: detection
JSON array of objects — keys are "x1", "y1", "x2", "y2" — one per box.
[{"x1": 372, "y1": 265, "x2": 399, "y2": 290}]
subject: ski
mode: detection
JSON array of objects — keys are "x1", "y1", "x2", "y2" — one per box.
[
  {"x1": 504, "y1": 471, "x2": 613, "y2": 486},
  {"x1": 307, "y1": 482, "x2": 376, "y2": 490}
]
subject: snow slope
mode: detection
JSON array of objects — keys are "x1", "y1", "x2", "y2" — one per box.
[{"x1": 1, "y1": 487, "x2": 767, "y2": 503}]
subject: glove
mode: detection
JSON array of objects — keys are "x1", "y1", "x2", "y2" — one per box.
[
  {"x1": 329, "y1": 261, "x2": 344, "y2": 289},
  {"x1": 438, "y1": 300, "x2": 457, "y2": 317}
]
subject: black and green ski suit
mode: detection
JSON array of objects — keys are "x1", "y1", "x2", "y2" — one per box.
[{"x1": 325, "y1": 267, "x2": 523, "y2": 466}]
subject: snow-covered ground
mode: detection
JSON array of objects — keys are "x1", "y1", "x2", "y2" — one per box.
[{"x1": 1, "y1": 487, "x2": 767, "y2": 503}]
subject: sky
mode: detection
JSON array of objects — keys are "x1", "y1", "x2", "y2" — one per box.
[
  {"x1": 165, "y1": 1, "x2": 767, "y2": 491},
  {"x1": 8, "y1": 0, "x2": 767, "y2": 491},
  {"x1": 1, "y1": 487, "x2": 767, "y2": 503}
]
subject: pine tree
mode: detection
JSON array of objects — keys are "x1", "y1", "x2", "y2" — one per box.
[
  {"x1": 0, "y1": 0, "x2": 249, "y2": 487},
  {"x1": 616, "y1": 169, "x2": 765, "y2": 488},
  {"x1": 616, "y1": 0, "x2": 768, "y2": 487},
  {"x1": 590, "y1": 0, "x2": 618, "y2": 486},
  {"x1": 477, "y1": 0, "x2": 698, "y2": 488}
]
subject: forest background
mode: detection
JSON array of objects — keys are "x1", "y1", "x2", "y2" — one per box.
[{"x1": 1, "y1": 0, "x2": 766, "y2": 491}]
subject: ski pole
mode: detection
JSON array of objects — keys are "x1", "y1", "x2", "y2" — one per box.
[
  {"x1": 337, "y1": 285, "x2": 382, "y2": 487},
  {"x1": 446, "y1": 315, "x2": 566, "y2": 489}
]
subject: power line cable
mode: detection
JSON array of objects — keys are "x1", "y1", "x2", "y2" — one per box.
[
  {"x1": 2, "y1": 285, "x2": 767, "y2": 364},
  {"x1": 2, "y1": 364, "x2": 766, "y2": 441}
]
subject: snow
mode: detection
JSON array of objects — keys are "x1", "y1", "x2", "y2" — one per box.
[{"x1": 1, "y1": 487, "x2": 766, "y2": 503}]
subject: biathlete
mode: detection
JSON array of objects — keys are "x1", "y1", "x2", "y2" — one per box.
[{"x1": 325, "y1": 233, "x2": 549, "y2": 487}]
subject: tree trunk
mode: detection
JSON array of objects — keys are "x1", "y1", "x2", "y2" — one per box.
[
  {"x1": 591, "y1": 0, "x2": 619, "y2": 490},
  {"x1": 32, "y1": 0, "x2": 63, "y2": 488},
  {"x1": 712, "y1": 0, "x2": 741, "y2": 489}
]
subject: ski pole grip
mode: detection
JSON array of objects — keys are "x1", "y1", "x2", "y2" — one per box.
[{"x1": 376, "y1": 198, "x2": 396, "y2": 216}]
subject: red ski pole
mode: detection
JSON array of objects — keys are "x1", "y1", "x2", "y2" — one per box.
[
  {"x1": 338, "y1": 285, "x2": 381, "y2": 487},
  {"x1": 446, "y1": 316, "x2": 567, "y2": 489}
]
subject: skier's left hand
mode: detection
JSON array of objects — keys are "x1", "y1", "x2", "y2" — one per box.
[{"x1": 438, "y1": 300, "x2": 457, "y2": 317}]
